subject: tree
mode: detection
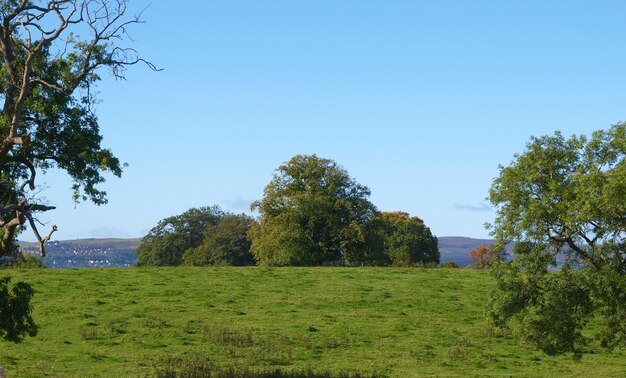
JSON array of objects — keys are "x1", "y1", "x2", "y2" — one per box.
[
  {"x1": 136, "y1": 206, "x2": 225, "y2": 266},
  {"x1": 0, "y1": 0, "x2": 156, "y2": 260},
  {"x1": 250, "y1": 154, "x2": 377, "y2": 266},
  {"x1": 468, "y1": 244, "x2": 502, "y2": 269},
  {"x1": 182, "y1": 214, "x2": 256, "y2": 266},
  {"x1": 0, "y1": 276, "x2": 37, "y2": 342},
  {"x1": 368, "y1": 211, "x2": 439, "y2": 266},
  {"x1": 487, "y1": 123, "x2": 626, "y2": 355},
  {"x1": 0, "y1": 0, "x2": 154, "y2": 345}
]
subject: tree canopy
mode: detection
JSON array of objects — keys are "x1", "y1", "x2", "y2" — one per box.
[
  {"x1": 0, "y1": 0, "x2": 156, "y2": 261},
  {"x1": 136, "y1": 206, "x2": 225, "y2": 266},
  {"x1": 182, "y1": 213, "x2": 256, "y2": 266},
  {"x1": 369, "y1": 211, "x2": 439, "y2": 266},
  {"x1": 487, "y1": 123, "x2": 626, "y2": 355},
  {"x1": 250, "y1": 154, "x2": 377, "y2": 266}
]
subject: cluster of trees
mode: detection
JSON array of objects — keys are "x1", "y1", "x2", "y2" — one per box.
[
  {"x1": 137, "y1": 155, "x2": 439, "y2": 267},
  {"x1": 135, "y1": 207, "x2": 256, "y2": 267}
]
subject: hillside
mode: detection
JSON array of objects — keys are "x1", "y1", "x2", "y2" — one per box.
[
  {"x1": 437, "y1": 236, "x2": 496, "y2": 266},
  {"x1": 18, "y1": 238, "x2": 141, "y2": 268},
  {"x1": 1, "y1": 267, "x2": 624, "y2": 377},
  {"x1": 18, "y1": 236, "x2": 494, "y2": 268}
]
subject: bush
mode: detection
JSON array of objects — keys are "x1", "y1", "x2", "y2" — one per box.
[
  {"x1": 468, "y1": 245, "x2": 502, "y2": 269},
  {"x1": 440, "y1": 261, "x2": 459, "y2": 268},
  {"x1": 9, "y1": 253, "x2": 46, "y2": 269}
]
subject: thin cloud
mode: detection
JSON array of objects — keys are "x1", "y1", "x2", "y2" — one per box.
[
  {"x1": 86, "y1": 226, "x2": 132, "y2": 239},
  {"x1": 222, "y1": 196, "x2": 255, "y2": 213},
  {"x1": 453, "y1": 202, "x2": 492, "y2": 212}
]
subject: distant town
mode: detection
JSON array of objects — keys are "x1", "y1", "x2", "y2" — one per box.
[{"x1": 19, "y1": 238, "x2": 141, "y2": 268}]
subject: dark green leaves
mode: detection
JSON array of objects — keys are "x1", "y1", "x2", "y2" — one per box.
[
  {"x1": 182, "y1": 214, "x2": 256, "y2": 266},
  {"x1": 0, "y1": 275, "x2": 37, "y2": 343},
  {"x1": 136, "y1": 206, "x2": 225, "y2": 266}
]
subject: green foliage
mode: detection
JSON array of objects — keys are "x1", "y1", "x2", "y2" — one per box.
[
  {"x1": 589, "y1": 265, "x2": 626, "y2": 349},
  {"x1": 182, "y1": 214, "x2": 256, "y2": 266},
  {"x1": 7, "y1": 252, "x2": 46, "y2": 269},
  {"x1": 487, "y1": 123, "x2": 626, "y2": 355},
  {"x1": 0, "y1": 1, "x2": 154, "y2": 257},
  {"x1": 136, "y1": 206, "x2": 225, "y2": 266},
  {"x1": 367, "y1": 212, "x2": 439, "y2": 266},
  {"x1": 250, "y1": 155, "x2": 377, "y2": 266},
  {"x1": 0, "y1": 275, "x2": 37, "y2": 343},
  {"x1": 487, "y1": 251, "x2": 594, "y2": 357}
]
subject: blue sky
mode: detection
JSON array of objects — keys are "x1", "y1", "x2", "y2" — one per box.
[{"x1": 26, "y1": 0, "x2": 626, "y2": 241}]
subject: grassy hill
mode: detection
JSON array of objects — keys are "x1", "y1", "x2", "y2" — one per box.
[
  {"x1": 1, "y1": 267, "x2": 624, "y2": 377},
  {"x1": 18, "y1": 236, "x2": 491, "y2": 268}
]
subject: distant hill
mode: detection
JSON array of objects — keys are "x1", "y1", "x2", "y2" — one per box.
[
  {"x1": 18, "y1": 238, "x2": 142, "y2": 268},
  {"x1": 437, "y1": 236, "x2": 497, "y2": 267},
  {"x1": 18, "y1": 236, "x2": 493, "y2": 268}
]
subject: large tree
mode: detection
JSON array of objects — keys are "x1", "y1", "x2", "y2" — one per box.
[
  {"x1": 0, "y1": 0, "x2": 153, "y2": 345},
  {"x1": 368, "y1": 211, "x2": 439, "y2": 266},
  {"x1": 136, "y1": 206, "x2": 226, "y2": 266},
  {"x1": 487, "y1": 123, "x2": 626, "y2": 356},
  {"x1": 0, "y1": 0, "x2": 156, "y2": 261},
  {"x1": 250, "y1": 154, "x2": 377, "y2": 266}
]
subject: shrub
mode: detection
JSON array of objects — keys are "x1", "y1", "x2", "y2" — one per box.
[
  {"x1": 9, "y1": 253, "x2": 46, "y2": 269},
  {"x1": 440, "y1": 261, "x2": 459, "y2": 268}
]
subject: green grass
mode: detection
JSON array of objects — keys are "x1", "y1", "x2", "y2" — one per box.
[{"x1": 1, "y1": 267, "x2": 625, "y2": 377}]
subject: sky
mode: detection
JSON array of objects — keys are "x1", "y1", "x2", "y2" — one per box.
[{"x1": 23, "y1": 0, "x2": 626, "y2": 242}]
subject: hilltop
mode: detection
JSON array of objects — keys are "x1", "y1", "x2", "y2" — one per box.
[{"x1": 18, "y1": 236, "x2": 494, "y2": 268}]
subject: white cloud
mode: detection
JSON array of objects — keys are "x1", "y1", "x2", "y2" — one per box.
[{"x1": 453, "y1": 202, "x2": 491, "y2": 212}]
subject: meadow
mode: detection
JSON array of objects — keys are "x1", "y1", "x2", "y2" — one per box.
[{"x1": 1, "y1": 267, "x2": 625, "y2": 377}]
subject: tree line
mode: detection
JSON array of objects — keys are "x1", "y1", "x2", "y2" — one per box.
[{"x1": 136, "y1": 155, "x2": 439, "y2": 267}]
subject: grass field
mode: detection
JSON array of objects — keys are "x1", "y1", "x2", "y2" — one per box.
[{"x1": 1, "y1": 267, "x2": 625, "y2": 377}]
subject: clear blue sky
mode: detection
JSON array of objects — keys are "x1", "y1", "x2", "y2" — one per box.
[{"x1": 25, "y1": 0, "x2": 626, "y2": 241}]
